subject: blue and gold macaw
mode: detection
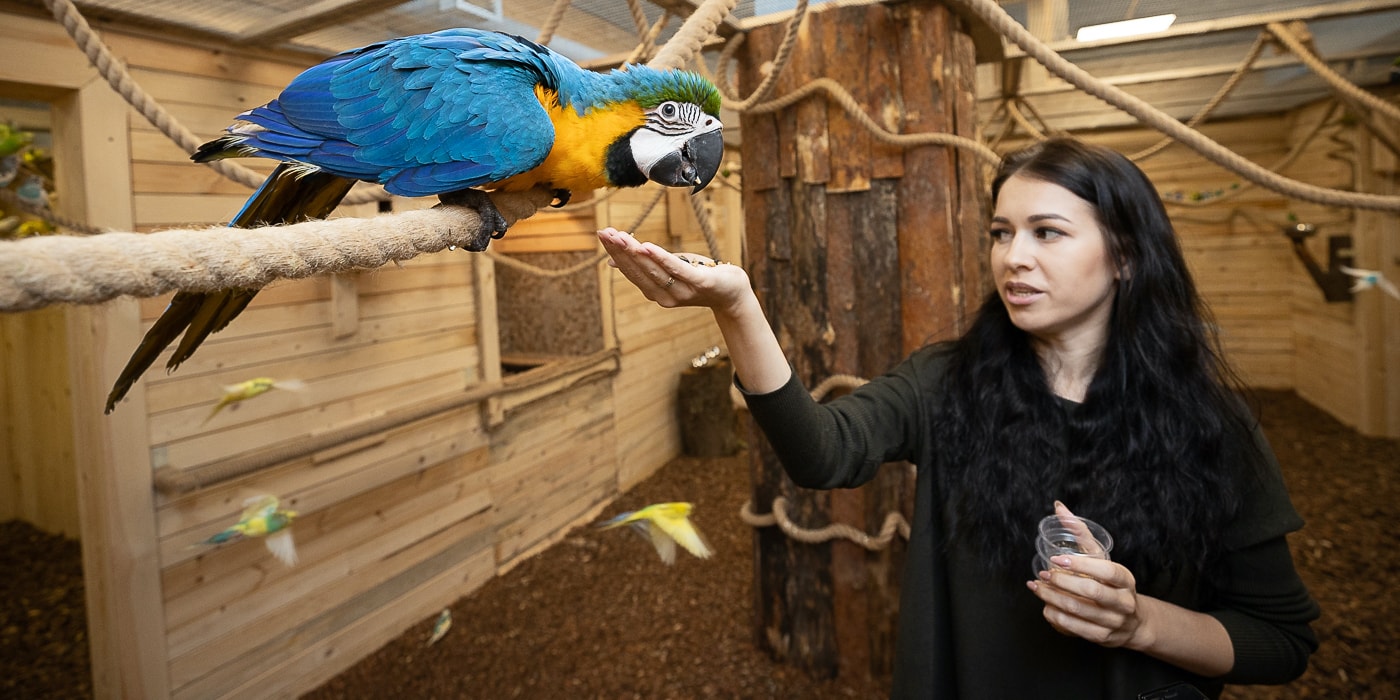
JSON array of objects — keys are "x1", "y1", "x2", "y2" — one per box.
[{"x1": 104, "y1": 28, "x2": 723, "y2": 413}]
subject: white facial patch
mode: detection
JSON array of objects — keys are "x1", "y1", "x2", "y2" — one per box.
[{"x1": 631, "y1": 101, "x2": 722, "y2": 177}]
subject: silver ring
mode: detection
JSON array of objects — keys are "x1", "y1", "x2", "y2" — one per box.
[{"x1": 664, "y1": 276, "x2": 675, "y2": 287}]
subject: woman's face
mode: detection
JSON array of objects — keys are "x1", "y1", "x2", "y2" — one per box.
[{"x1": 990, "y1": 173, "x2": 1120, "y2": 351}]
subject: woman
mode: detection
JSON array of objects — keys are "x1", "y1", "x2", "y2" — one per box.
[{"x1": 597, "y1": 138, "x2": 1319, "y2": 698}]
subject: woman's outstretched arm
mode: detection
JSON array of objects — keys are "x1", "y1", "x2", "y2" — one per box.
[{"x1": 597, "y1": 227, "x2": 791, "y2": 394}]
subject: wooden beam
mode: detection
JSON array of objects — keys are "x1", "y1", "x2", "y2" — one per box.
[
  {"x1": 232, "y1": 0, "x2": 419, "y2": 44},
  {"x1": 55, "y1": 77, "x2": 169, "y2": 700},
  {"x1": 1004, "y1": 0, "x2": 1400, "y2": 58},
  {"x1": 988, "y1": 46, "x2": 1400, "y2": 100}
]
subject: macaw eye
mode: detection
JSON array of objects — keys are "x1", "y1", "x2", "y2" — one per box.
[{"x1": 661, "y1": 102, "x2": 677, "y2": 118}]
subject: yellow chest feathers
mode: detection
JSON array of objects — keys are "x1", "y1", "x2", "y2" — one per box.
[{"x1": 494, "y1": 86, "x2": 644, "y2": 194}]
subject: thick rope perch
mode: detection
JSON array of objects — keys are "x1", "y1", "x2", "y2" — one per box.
[{"x1": 0, "y1": 189, "x2": 552, "y2": 312}]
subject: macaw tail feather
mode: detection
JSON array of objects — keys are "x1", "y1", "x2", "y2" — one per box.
[
  {"x1": 104, "y1": 163, "x2": 355, "y2": 413},
  {"x1": 191, "y1": 134, "x2": 254, "y2": 162}
]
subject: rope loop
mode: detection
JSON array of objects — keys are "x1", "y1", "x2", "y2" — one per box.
[{"x1": 740, "y1": 497, "x2": 911, "y2": 551}]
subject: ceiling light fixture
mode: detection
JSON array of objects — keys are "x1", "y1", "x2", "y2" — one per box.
[{"x1": 1075, "y1": 14, "x2": 1177, "y2": 42}]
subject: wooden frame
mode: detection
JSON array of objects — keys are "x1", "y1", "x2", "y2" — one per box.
[{"x1": 0, "y1": 13, "x2": 166, "y2": 697}]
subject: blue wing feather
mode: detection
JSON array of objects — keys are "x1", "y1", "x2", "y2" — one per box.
[{"x1": 223, "y1": 29, "x2": 570, "y2": 195}]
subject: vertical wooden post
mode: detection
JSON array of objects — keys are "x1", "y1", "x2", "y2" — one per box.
[
  {"x1": 738, "y1": 0, "x2": 988, "y2": 682},
  {"x1": 54, "y1": 79, "x2": 171, "y2": 699}
]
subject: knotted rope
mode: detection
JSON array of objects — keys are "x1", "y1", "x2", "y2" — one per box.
[
  {"x1": 740, "y1": 496, "x2": 911, "y2": 550},
  {"x1": 738, "y1": 372, "x2": 914, "y2": 550},
  {"x1": 1265, "y1": 21, "x2": 1400, "y2": 126}
]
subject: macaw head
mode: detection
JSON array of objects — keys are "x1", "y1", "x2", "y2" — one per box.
[{"x1": 605, "y1": 69, "x2": 723, "y2": 194}]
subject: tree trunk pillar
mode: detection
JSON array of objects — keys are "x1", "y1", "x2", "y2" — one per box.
[{"x1": 737, "y1": 0, "x2": 988, "y2": 682}]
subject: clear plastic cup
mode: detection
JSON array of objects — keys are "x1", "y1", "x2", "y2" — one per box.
[{"x1": 1032, "y1": 514, "x2": 1112, "y2": 577}]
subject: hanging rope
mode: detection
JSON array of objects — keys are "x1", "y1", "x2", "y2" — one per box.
[
  {"x1": 695, "y1": 0, "x2": 1002, "y2": 167},
  {"x1": 747, "y1": 77, "x2": 1004, "y2": 167},
  {"x1": 954, "y1": 0, "x2": 1400, "y2": 212},
  {"x1": 1265, "y1": 21, "x2": 1400, "y2": 126},
  {"x1": 1163, "y1": 99, "x2": 1344, "y2": 209},
  {"x1": 717, "y1": 0, "x2": 806, "y2": 111},
  {"x1": 735, "y1": 372, "x2": 908, "y2": 549},
  {"x1": 0, "y1": 189, "x2": 552, "y2": 312},
  {"x1": 40, "y1": 0, "x2": 394, "y2": 206},
  {"x1": 1130, "y1": 33, "x2": 1269, "y2": 162},
  {"x1": 648, "y1": 0, "x2": 737, "y2": 71},
  {"x1": 740, "y1": 496, "x2": 910, "y2": 550},
  {"x1": 534, "y1": 0, "x2": 573, "y2": 46}
]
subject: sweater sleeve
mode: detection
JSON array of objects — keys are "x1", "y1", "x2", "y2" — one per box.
[
  {"x1": 1209, "y1": 535, "x2": 1319, "y2": 683},
  {"x1": 1209, "y1": 418, "x2": 1320, "y2": 684},
  {"x1": 738, "y1": 349, "x2": 940, "y2": 490}
]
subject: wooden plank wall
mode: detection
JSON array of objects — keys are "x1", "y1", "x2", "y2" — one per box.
[
  {"x1": 0, "y1": 306, "x2": 81, "y2": 536},
  {"x1": 597, "y1": 183, "x2": 741, "y2": 490},
  {"x1": 1276, "y1": 101, "x2": 1367, "y2": 428}
]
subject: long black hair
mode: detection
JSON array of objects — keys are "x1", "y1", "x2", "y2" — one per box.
[{"x1": 935, "y1": 138, "x2": 1258, "y2": 589}]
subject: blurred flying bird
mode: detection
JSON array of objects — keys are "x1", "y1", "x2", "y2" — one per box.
[
  {"x1": 427, "y1": 609, "x2": 452, "y2": 645},
  {"x1": 195, "y1": 494, "x2": 300, "y2": 567},
  {"x1": 597, "y1": 502, "x2": 712, "y2": 564},
  {"x1": 204, "y1": 377, "x2": 307, "y2": 424},
  {"x1": 1340, "y1": 265, "x2": 1400, "y2": 300},
  {"x1": 103, "y1": 27, "x2": 723, "y2": 414}
]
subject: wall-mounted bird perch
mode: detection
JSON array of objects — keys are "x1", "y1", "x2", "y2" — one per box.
[{"x1": 1283, "y1": 223, "x2": 1355, "y2": 302}]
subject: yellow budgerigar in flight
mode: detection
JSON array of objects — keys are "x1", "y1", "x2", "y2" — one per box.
[
  {"x1": 597, "y1": 502, "x2": 712, "y2": 564},
  {"x1": 194, "y1": 494, "x2": 299, "y2": 567}
]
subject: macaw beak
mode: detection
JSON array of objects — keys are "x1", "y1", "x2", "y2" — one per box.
[{"x1": 647, "y1": 129, "x2": 724, "y2": 193}]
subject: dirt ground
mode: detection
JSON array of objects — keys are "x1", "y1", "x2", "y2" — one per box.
[{"x1": 2, "y1": 389, "x2": 1396, "y2": 699}]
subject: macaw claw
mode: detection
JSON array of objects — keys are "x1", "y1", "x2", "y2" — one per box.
[
  {"x1": 437, "y1": 188, "x2": 508, "y2": 250},
  {"x1": 550, "y1": 188, "x2": 571, "y2": 208}
]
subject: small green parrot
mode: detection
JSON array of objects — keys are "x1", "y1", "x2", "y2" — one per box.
[
  {"x1": 204, "y1": 377, "x2": 307, "y2": 423},
  {"x1": 196, "y1": 494, "x2": 299, "y2": 567},
  {"x1": 0, "y1": 122, "x2": 33, "y2": 158},
  {"x1": 13, "y1": 219, "x2": 54, "y2": 237},
  {"x1": 0, "y1": 153, "x2": 19, "y2": 187},
  {"x1": 597, "y1": 502, "x2": 712, "y2": 564},
  {"x1": 427, "y1": 608, "x2": 452, "y2": 645}
]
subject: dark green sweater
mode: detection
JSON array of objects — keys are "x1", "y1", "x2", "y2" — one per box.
[{"x1": 741, "y1": 344, "x2": 1319, "y2": 699}]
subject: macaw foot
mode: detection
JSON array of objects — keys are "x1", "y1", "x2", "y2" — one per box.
[
  {"x1": 550, "y1": 188, "x2": 571, "y2": 208},
  {"x1": 438, "y1": 188, "x2": 507, "y2": 251}
]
